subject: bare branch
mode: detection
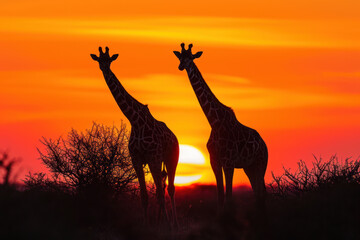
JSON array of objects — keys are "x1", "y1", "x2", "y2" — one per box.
[
  {"x1": 269, "y1": 155, "x2": 360, "y2": 198},
  {"x1": 25, "y1": 121, "x2": 139, "y2": 198}
]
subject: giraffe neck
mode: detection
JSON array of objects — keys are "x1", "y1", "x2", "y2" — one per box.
[
  {"x1": 186, "y1": 62, "x2": 229, "y2": 127},
  {"x1": 101, "y1": 68, "x2": 154, "y2": 127}
]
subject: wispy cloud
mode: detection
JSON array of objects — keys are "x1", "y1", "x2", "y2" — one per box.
[
  {"x1": 91, "y1": 73, "x2": 360, "y2": 111},
  {"x1": 1, "y1": 69, "x2": 358, "y2": 130},
  {"x1": 2, "y1": 17, "x2": 360, "y2": 48}
]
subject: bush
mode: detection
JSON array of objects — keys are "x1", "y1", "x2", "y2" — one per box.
[
  {"x1": 24, "y1": 122, "x2": 138, "y2": 197},
  {"x1": 269, "y1": 155, "x2": 360, "y2": 198},
  {"x1": 0, "y1": 151, "x2": 20, "y2": 187}
]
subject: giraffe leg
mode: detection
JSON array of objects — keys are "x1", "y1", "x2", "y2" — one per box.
[
  {"x1": 244, "y1": 164, "x2": 267, "y2": 230},
  {"x1": 224, "y1": 167, "x2": 234, "y2": 203},
  {"x1": 133, "y1": 163, "x2": 148, "y2": 223},
  {"x1": 166, "y1": 158, "x2": 179, "y2": 228},
  {"x1": 210, "y1": 155, "x2": 224, "y2": 210},
  {"x1": 148, "y1": 162, "x2": 168, "y2": 223},
  {"x1": 244, "y1": 166, "x2": 266, "y2": 209},
  {"x1": 167, "y1": 171, "x2": 178, "y2": 228}
]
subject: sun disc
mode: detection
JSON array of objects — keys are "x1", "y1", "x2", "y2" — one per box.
[
  {"x1": 178, "y1": 144, "x2": 206, "y2": 165},
  {"x1": 174, "y1": 145, "x2": 206, "y2": 185},
  {"x1": 174, "y1": 175, "x2": 202, "y2": 186}
]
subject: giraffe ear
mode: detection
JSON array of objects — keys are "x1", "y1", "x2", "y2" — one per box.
[
  {"x1": 90, "y1": 54, "x2": 99, "y2": 61},
  {"x1": 193, "y1": 51, "x2": 203, "y2": 59},
  {"x1": 173, "y1": 51, "x2": 181, "y2": 59},
  {"x1": 111, "y1": 54, "x2": 119, "y2": 61}
]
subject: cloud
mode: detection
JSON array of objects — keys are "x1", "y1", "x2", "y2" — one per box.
[
  {"x1": 2, "y1": 17, "x2": 360, "y2": 48},
  {"x1": 98, "y1": 73, "x2": 360, "y2": 110},
  {"x1": 1, "y1": 70, "x2": 358, "y2": 125}
]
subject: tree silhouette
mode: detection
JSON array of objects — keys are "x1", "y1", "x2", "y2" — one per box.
[
  {"x1": 0, "y1": 151, "x2": 20, "y2": 187},
  {"x1": 25, "y1": 122, "x2": 138, "y2": 197}
]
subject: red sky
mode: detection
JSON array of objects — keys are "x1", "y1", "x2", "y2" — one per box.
[{"x1": 1, "y1": 0, "x2": 360, "y2": 185}]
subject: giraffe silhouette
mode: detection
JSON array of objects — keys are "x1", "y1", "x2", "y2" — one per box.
[
  {"x1": 91, "y1": 47, "x2": 179, "y2": 225},
  {"x1": 173, "y1": 43, "x2": 268, "y2": 212}
]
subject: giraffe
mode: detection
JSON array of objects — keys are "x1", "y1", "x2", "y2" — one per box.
[
  {"x1": 173, "y1": 43, "x2": 268, "y2": 212},
  {"x1": 91, "y1": 47, "x2": 179, "y2": 225}
]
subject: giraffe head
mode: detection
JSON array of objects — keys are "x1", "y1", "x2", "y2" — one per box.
[
  {"x1": 173, "y1": 43, "x2": 203, "y2": 71},
  {"x1": 90, "y1": 47, "x2": 119, "y2": 71}
]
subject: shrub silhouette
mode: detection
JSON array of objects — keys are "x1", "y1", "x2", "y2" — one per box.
[
  {"x1": 25, "y1": 122, "x2": 138, "y2": 197},
  {"x1": 270, "y1": 155, "x2": 360, "y2": 198},
  {"x1": 0, "y1": 151, "x2": 20, "y2": 187}
]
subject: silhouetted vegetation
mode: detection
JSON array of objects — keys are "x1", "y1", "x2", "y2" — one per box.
[
  {"x1": 24, "y1": 122, "x2": 138, "y2": 197},
  {"x1": 267, "y1": 155, "x2": 360, "y2": 240},
  {"x1": 269, "y1": 155, "x2": 360, "y2": 198},
  {"x1": 2, "y1": 149, "x2": 360, "y2": 239},
  {"x1": 0, "y1": 151, "x2": 20, "y2": 187}
]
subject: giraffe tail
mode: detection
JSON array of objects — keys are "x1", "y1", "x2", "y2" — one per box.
[{"x1": 161, "y1": 162, "x2": 167, "y2": 192}]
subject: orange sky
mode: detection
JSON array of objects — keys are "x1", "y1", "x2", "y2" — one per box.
[{"x1": 1, "y1": 0, "x2": 360, "y2": 186}]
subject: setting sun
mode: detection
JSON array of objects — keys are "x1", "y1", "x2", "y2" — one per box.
[
  {"x1": 174, "y1": 144, "x2": 206, "y2": 186},
  {"x1": 178, "y1": 144, "x2": 206, "y2": 165}
]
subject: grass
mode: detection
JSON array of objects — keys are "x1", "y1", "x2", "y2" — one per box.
[
  {"x1": 2, "y1": 183, "x2": 360, "y2": 240},
  {"x1": 1, "y1": 156, "x2": 360, "y2": 239}
]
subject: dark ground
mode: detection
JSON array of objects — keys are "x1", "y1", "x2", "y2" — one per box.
[{"x1": 1, "y1": 183, "x2": 360, "y2": 240}]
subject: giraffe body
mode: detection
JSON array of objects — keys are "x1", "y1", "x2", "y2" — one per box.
[
  {"x1": 129, "y1": 118, "x2": 177, "y2": 164},
  {"x1": 174, "y1": 43, "x2": 268, "y2": 212},
  {"x1": 207, "y1": 119, "x2": 268, "y2": 169},
  {"x1": 91, "y1": 47, "x2": 179, "y2": 226}
]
